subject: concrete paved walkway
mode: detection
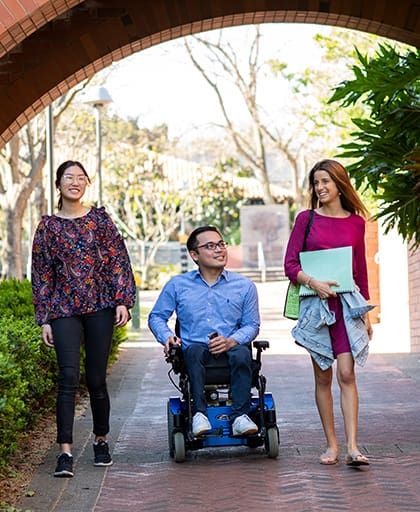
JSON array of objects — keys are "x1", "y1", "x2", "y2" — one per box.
[{"x1": 18, "y1": 282, "x2": 420, "y2": 512}]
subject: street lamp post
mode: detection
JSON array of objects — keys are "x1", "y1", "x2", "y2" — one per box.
[
  {"x1": 46, "y1": 104, "x2": 54, "y2": 215},
  {"x1": 83, "y1": 86, "x2": 113, "y2": 206}
]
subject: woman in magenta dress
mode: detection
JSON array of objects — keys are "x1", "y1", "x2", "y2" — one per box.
[
  {"x1": 32, "y1": 160, "x2": 136, "y2": 477},
  {"x1": 284, "y1": 159, "x2": 372, "y2": 466}
]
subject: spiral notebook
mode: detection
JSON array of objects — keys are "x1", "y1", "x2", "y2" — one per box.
[{"x1": 299, "y1": 246, "x2": 354, "y2": 296}]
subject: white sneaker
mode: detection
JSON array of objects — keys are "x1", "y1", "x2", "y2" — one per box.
[
  {"x1": 232, "y1": 414, "x2": 258, "y2": 436},
  {"x1": 192, "y1": 412, "x2": 212, "y2": 436}
]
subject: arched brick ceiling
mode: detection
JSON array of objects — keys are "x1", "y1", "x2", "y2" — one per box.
[
  {"x1": 0, "y1": 0, "x2": 85, "y2": 58},
  {"x1": 0, "y1": 0, "x2": 419, "y2": 147}
]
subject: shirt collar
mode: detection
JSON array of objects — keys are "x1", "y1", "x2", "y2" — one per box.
[{"x1": 192, "y1": 268, "x2": 229, "y2": 284}]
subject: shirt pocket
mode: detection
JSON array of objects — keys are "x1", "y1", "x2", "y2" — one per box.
[
  {"x1": 298, "y1": 308, "x2": 319, "y2": 332},
  {"x1": 218, "y1": 293, "x2": 243, "y2": 324}
]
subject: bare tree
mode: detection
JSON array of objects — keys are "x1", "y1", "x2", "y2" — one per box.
[
  {"x1": 106, "y1": 148, "x2": 198, "y2": 284},
  {"x1": 184, "y1": 27, "x2": 307, "y2": 206},
  {"x1": 0, "y1": 83, "x2": 89, "y2": 278}
]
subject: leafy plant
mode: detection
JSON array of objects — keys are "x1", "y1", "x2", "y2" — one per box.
[
  {"x1": 329, "y1": 44, "x2": 420, "y2": 247},
  {"x1": 0, "y1": 279, "x2": 34, "y2": 318},
  {"x1": 0, "y1": 331, "x2": 28, "y2": 459},
  {"x1": 0, "y1": 314, "x2": 57, "y2": 464},
  {"x1": 0, "y1": 278, "x2": 127, "y2": 466}
]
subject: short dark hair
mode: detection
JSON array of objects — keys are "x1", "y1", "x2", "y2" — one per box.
[{"x1": 186, "y1": 226, "x2": 222, "y2": 252}]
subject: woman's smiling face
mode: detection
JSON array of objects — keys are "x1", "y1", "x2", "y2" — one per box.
[
  {"x1": 313, "y1": 170, "x2": 340, "y2": 206},
  {"x1": 59, "y1": 165, "x2": 89, "y2": 202}
]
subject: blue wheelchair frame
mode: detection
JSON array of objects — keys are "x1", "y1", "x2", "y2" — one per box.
[{"x1": 166, "y1": 340, "x2": 279, "y2": 462}]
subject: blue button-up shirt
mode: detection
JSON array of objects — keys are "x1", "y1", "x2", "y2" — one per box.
[{"x1": 148, "y1": 269, "x2": 260, "y2": 348}]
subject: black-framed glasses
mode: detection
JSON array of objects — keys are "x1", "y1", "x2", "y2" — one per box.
[{"x1": 195, "y1": 240, "x2": 228, "y2": 251}]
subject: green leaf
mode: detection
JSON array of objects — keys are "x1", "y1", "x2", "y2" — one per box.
[{"x1": 330, "y1": 44, "x2": 420, "y2": 247}]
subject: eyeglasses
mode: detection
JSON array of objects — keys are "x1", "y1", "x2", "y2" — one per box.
[
  {"x1": 195, "y1": 240, "x2": 228, "y2": 251},
  {"x1": 62, "y1": 174, "x2": 88, "y2": 184}
]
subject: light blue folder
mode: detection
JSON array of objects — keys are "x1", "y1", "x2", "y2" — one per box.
[{"x1": 299, "y1": 246, "x2": 354, "y2": 296}]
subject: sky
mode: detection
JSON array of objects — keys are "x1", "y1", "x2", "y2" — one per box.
[{"x1": 100, "y1": 23, "x2": 330, "y2": 140}]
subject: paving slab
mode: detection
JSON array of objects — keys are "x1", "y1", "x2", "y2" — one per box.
[{"x1": 17, "y1": 282, "x2": 420, "y2": 512}]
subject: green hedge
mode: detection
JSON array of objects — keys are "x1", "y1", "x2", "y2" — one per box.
[
  {"x1": 0, "y1": 279, "x2": 127, "y2": 466},
  {"x1": 0, "y1": 278, "x2": 35, "y2": 318},
  {"x1": 0, "y1": 315, "x2": 56, "y2": 461}
]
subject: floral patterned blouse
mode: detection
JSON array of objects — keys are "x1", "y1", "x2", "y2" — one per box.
[{"x1": 31, "y1": 207, "x2": 136, "y2": 326}]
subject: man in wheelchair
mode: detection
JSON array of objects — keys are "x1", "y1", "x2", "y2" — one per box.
[{"x1": 148, "y1": 225, "x2": 260, "y2": 438}]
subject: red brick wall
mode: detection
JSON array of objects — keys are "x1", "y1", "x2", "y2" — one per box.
[
  {"x1": 366, "y1": 220, "x2": 380, "y2": 323},
  {"x1": 0, "y1": 1, "x2": 81, "y2": 57},
  {"x1": 408, "y1": 249, "x2": 420, "y2": 352}
]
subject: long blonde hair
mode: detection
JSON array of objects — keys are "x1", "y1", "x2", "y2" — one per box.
[{"x1": 308, "y1": 159, "x2": 369, "y2": 218}]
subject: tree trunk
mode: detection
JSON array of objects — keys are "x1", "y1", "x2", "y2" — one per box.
[
  {"x1": 1, "y1": 145, "x2": 46, "y2": 279},
  {"x1": 0, "y1": 84, "x2": 88, "y2": 279},
  {"x1": 185, "y1": 33, "x2": 277, "y2": 204},
  {"x1": 3, "y1": 207, "x2": 24, "y2": 279},
  {"x1": 254, "y1": 126, "x2": 274, "y2": 205},
  {"x1": 34, "y1": 182, "x2": 47, "y2": 224}
]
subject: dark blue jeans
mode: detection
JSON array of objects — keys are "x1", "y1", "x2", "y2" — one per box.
[
  {"x1": 183, "y1": 343, "x2": 252, "y2": 420},
  {"x1": 51, "y1": 308, "x2": 115, "y2": 444}
]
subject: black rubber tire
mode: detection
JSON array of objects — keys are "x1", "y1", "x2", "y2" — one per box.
[
  {"x1": 266, "y1": 427, "x2": 279, "y2": 459},
  {"x1": 173, "y1": 432, "x2": 186, "y2": 463}
]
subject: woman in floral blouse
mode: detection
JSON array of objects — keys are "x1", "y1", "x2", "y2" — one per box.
[{"x1": 31, "y1": 160, "x2": 136, "y2": 478}]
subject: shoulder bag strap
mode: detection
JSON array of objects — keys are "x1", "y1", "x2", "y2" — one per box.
[{"x1": 302, "y1": 209, "x2": 315, "y2": 252}]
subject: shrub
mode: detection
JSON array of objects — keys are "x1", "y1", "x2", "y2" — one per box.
[
  {"x1": 0, "y1": 330, "x2": 28, "y2": 460},
  {"x1": 0, "y1": 315, "x2": 56, "y2": 463},
  {"x1": 0, "y1": 279, "x2": 34, "y2": 318},
  {"x1": 141, "y1": 264, "x2": 178, "y2": 290},
  {"x1": 110, "y1": 325, "x2": 128, "y2": 364},
  {"x1": 1, "y1": 316, "x2": 56, "y2": 413},
  {"x1": 0, "y1": 278, "x2": 127, "y2": 467}
]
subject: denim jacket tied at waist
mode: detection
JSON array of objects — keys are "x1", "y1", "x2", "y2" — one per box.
[{"x1": 292, "y1": 290, "x2": 375, "y2": 370}]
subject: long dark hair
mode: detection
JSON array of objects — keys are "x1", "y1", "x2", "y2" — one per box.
[
  {"x1": 55, "y1": 160, "x2": 90, "y2": 210},
  {"x1": 308, "y1": 159, "x2": 369, "y2": 218}
]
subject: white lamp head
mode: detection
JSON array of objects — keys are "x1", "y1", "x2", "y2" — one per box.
[{"x1": 83, "y1": 86, "x2": 113, "y2": 107}]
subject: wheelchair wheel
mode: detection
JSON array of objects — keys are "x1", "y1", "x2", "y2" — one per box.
[
  {"x1": 173, "y1": 432, "x2": 186, "y2": 463},
  {"x1": 167, "y1": 403, "x2": 175, "y2": 458},
  {"x1": 266, "y1": 427, "x2": 279, "y2": 459}
]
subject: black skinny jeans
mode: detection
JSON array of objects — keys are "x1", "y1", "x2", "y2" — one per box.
[{"x1": 51, "y1": 308, "x2": 115, "y2": 444}]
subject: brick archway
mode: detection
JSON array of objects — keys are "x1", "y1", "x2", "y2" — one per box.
[{"x1": 0, "y1": 0, "x2": 419, "y2": 147}]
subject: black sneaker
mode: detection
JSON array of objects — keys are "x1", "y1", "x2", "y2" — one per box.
[
  {"x1": 93, "y1": 440, "x2": 113, "y2": 466},
  {"x1": 54, "y1": 453, "x2": 74, "y2": 477}
]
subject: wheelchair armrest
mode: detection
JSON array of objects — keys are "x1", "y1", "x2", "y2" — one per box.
[{"x1": 253, "y1": 340, "x2": 269, "y2": 350}]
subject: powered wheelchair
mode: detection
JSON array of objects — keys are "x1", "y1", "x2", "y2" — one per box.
[{"x1": 166, "y1": 328, "x2": 279, "y2": 462}]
